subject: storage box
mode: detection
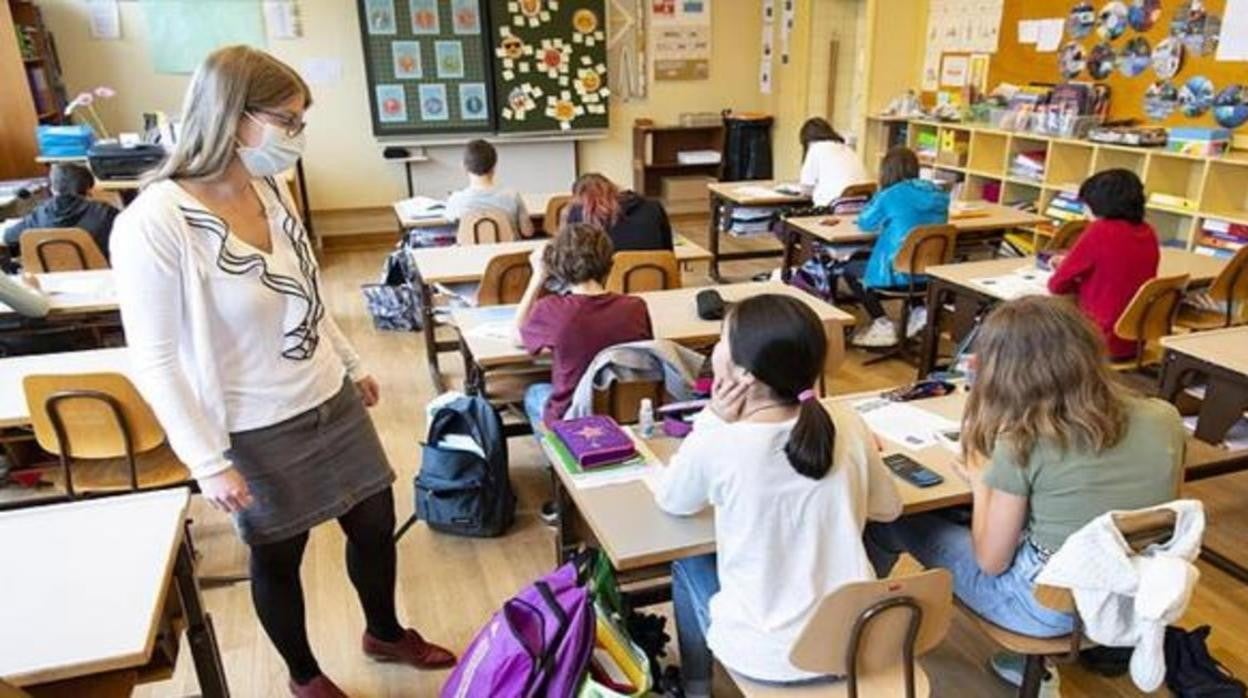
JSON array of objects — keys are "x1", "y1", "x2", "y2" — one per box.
[
  {"x1": 661, "y1": 175, "x2": 712, "y2": 215},
  {"x1": 1167, "y1": 127, "x2": 1231, "y2": 157}
]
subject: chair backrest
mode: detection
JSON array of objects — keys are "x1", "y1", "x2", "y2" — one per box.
[
  {"x1": 476, "y1": 251, "x2": 533, "y2": 306},
  {"x1": 605, "y1": 251, "x2": 681, "y2": 294},
  {"x1": 839, "y1": 182, "x2": 878, "y2": 200},
  {"x1": 457, "y1": 211, "x2": 517, "y2": 245},
  {"x1": 23, "y1": 373, "x2": 165, "y2": 459},
  {"x1": 789, "y1": 568, "x2": 953, "y2": 680},
  {"x1": 544, "y1": 194, "x2": 573, "y2": 233},
  {"x1": 1113, "y1": 274, "x2": 1189, "y2": 347},
  {"x1": 1208, "y1": 245, "x2": 1248, "y2": 325},
  {"x1": 892, "y1": 224, "x2": 958, "y2": 277},
  {"x1": 591, "y1": 379, "x2": 665, "y2": 424},
  {"x1": 1046, "y1": 219, "x2": 1088, "y2": 252},
  {"x1": 19, "y1": 228, "x2": 109, "y2": 273}
]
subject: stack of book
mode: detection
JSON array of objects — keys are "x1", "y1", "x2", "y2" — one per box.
[
  {"x1": 1009, "y1": 150, "x2": 1046, "y2": 182},
  {"x1": 1045, "y1": 191, "x2": 1086, "y2": 225},
  {"x1": 726, "y1": 206, "x2": 777, "y2": 236},
  {"x1": 1194, "y1": 219, "x2": 1248, "y2": 259}
]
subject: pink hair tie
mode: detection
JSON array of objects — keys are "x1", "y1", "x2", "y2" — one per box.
[{"x1": 798, "y1": 389, "x2": 817, "y2": 403}]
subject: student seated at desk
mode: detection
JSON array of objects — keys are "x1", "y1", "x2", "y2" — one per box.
[
  {"x1": 0, "y1": 273, "x2": 49, "y2": 319},
  {"x1": 845, "y1": 147, "x2": 949, "y2": 348},
  {"x1": 444, "y1": 139, "x2": 535, "y2": 238},
  {"x1": 4, "y1": 163, "x2": 118, "y2": 259},
  {"x1": 653, "y1": 294, "x2": 902, "y2": 697},
  {"x1": 565, "y1": 173, "x2": 673, "y2": 252},
  {"x1": 515, "y1": 223, "x2": 653, "y2": 428},
  {"x1": 1047, "y1": 169, "x2": 1159, "y2": 360},
  {"x1": 865, "y1": 296, "x2": 1183, "y2": 693},
  {"x1": 798, "y1": 117, "x2": 871, "y2": 208}
]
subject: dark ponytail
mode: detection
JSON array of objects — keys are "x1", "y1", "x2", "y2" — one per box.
[{"x1": 728, "y1": 295, "x2": 837, "y2": 479}]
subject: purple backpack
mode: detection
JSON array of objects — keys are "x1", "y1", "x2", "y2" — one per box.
[{"x1": 441, "y1": 563, "x2": 595, "y2": 698}]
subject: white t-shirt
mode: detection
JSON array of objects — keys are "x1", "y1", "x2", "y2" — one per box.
[
  {"x1": 799, "y1": 141, "x2": 871, "y2": 207},
  {"x1": 653, "y1": 404, "x2": 902, "y2": 682}
]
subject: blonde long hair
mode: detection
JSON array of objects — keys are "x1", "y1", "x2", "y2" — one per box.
[
  {"x1": 150, "y1": 45, "x2": 311, "y2": 183},
  {"x1": 962, "y1": 296, "x2": 1130, "y2": 466}
]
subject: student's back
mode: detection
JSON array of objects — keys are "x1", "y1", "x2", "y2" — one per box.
[
  {"x1": 857, "y1": 177, "x2": 949, "y2": 288},
  {"x1": 567, "y1": 173, "x2": 673, "y2": 252},
  {"x1": 6, "y1": 192, "x2": 118, "y2": 260},
  {"x1": 445, "y1": 138, "x2": 534, "y2": 237},
  {"x1": 801, "y1": 140, "x2": 871, "y2": 208}
]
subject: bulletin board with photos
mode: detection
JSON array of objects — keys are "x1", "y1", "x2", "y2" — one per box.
[{"x1": 355, "y1": 0, "x2": 610, "y2": 138}]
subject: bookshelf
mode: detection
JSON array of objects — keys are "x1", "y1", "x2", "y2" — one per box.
[
  {"x1": 8, "y1": 0, "x2": 65, "y2": 127},
  {"x1": 632, "y1": 123, "x2": 726, "y2": 199},
  {"x1": 864, "y1": 115, "x2": 1248, "y2": 252}
]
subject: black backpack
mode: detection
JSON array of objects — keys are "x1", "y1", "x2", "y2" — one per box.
[
  {"x1": 411, "y1": 395, "x2": 515, "y2": 538},
  {"x1": 1165, "y1": 625, "x2": 1246, "y2": 698}
]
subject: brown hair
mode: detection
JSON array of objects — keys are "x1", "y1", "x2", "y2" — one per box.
[
  {"x1": 963, "y1": 296, "x2": 1130, "y2": 467},
  {"x1": 463, "y1": 139, "x2": 497, "y2": 175},
  {"x1": 571, "y1": 173, "x2": 621, "y2": 229},
  {"x1": 799, "y1": 117, "x2": 843, "y2": 157},
  {"x1": 543, "y1": 222, "x2": 615, "y2": 285},
  {"x1": 878, "y1": 146, "x2": 920, "y2": 190}
]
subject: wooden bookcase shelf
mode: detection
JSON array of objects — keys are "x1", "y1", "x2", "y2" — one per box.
[
  {"x1": 864, "y1": 115, "x2": 1248, "y2": 250},
  {"x1": 632, "y1": 123, "x2": 725, "y2": 199}
]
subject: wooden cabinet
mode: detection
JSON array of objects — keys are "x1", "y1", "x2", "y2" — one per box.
[
  {"x1": 632, "y1": 123, "x2": 725, "y2": 198},
  {"x1": 1, "y1": 0, "x2": 67, "y2": 180}
]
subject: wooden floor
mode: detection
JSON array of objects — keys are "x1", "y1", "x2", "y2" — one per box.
[{"x1": 138, "y1": 219, "x2": 1248, "y2": 697}]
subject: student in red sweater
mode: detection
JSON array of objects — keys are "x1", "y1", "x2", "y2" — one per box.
[{"x1": 1047, "y1": 169, "x2": 1159, "y2": 359}]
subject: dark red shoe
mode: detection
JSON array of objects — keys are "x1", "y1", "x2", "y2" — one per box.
[
  {"x1": 362, "y1": 628, "x2": 457, "y2": 670},
  {"x1": 288, "y1": 675, "x2": 348, "y2": 697}
]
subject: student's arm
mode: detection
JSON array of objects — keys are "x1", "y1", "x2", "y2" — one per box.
[
  {"x1": 856, "y1": 188, "x2": 889, "y2": 232},
  {"x1": 1047, "y1": 229, "x2": 1098, "y2": 294},
  {"x1": 516, "y1": 194, "x2": 535, "y2": 238},
  {"x1": 512, "y1": 244, "x2": 550, "y2": 347},
  {"x1": 972, "y1": 448, "x2": 1031, "y2": 576},
  {"x1": 443, "y1": 191, "x2": 463, "y2": 221},
  {"x1": 865, "y1": 441, "x2": 903, "y2": 523},
  {"x1": 3, "y1": 214, "x2": 33, "y2": 248},
  {"x1": 798, "y1": 148, "x2": 818, "y2": 195},
  {"x1": 655, "y1": 201, "x2": 674, "y2": 250},
  {"x1": 653, "y1": 409, "x2": 722, "y2": 515},
  {"x1": 0, "y1": 273, "x2": 50, "y2": 318}
]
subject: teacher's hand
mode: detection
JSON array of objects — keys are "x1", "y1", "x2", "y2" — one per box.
[
  {"x1": 199, "y1": 467, "x2": 253, "y2": 513},
  {"x1": 356, "y1": 375, "x2": 381, "y2": 407}
]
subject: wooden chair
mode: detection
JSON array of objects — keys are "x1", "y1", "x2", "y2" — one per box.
[
  {"x1": 23, "y1": 373, "x2": 190, "y2": 497},
  {"x1": 591, "y1": 379, "x2": 665, "y2": 425},
  {"x1": 19, "y1": 228, "x2": 109, "y2": 273},
  {"x1": 606, "y1": 251, "x2": 682, "y2": 294},
  {"x1": 729, "y1": 569, "x2": 954, "y2": 697},
  {"x1": 1111, "y1": 274, "x2": 1189, "y2": 372},
  {"x1": 1043, "y1": 220, "x2": 1087, "y2": 252},
  {"x1": 864, "y1": 224, "x2": 958, "y2": 366},
  {"x1": 1176, "y1": 245, "x2": 1248, "y2": 330},
  {"x1": 839, "y1": 182, "x2": 878, "y2": 200},
  {"x1": 475, "y1": 251, "x2": 533, "y2": 306},
  {"x1": 543, "y1": 194, "x2": 573, "y2": 233},
  {"x1": 457, "y1": 210, "x2": 517, "y2": 245},
  {"x1": 966, "y1": 508, "x2": 1180, "y2": 698}
]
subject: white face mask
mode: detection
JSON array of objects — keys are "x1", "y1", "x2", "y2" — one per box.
[{"x1": 236, "y1": 113, "x2": 305, "y2": 177}]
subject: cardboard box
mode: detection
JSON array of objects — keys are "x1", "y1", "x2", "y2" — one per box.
[{"x1": 662, "y1": 175, "x2": 713, "y2": 214}]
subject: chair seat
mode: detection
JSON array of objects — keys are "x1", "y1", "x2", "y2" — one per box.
[
  {"x1": 961, "y1": 606, "x2": 1092, "y2": 656},
  {"x1": 48, "y1": 444, "x2": 192, "y2": 494},
  {"x1": 1109, "y1": 345, "x2": 1164, "y2": 373},
  {"x1": 875, "y1": 287, "x2": 926, "y2": 300},
  {"x1": 1175, "y1": 307, "x2": 1228, "y2": 331},
  {"x1": 729, "y1": 664, "x2": 931, "y2": 697}
]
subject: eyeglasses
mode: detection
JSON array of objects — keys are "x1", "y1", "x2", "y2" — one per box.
[{"x1": 249, "y1": 108, "x2": 307, "y2": 137}]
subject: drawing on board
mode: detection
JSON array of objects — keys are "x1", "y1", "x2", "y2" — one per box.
[
  {"x1": 459, "y1": 83, "x2": 489, "y2": 119},
  {"x1": 411, "y1": 0, "x2": 440, "y2": 35},
  {"x1": 364, "y1": 0, "x2": 396, "y2": 34},
  {"x1": 392, "y1": 41, "x2": 422, "y2": 79},
  {"x1": 436, "y1": 41, "x2": 466, "y2": 78},
  {"x1": 376, "y1": 84, "x2": 407, "y2": 122},
  {"x1": 419, "y1": 83, "x2": 449, "y2": 121},
  {"x1": 452, "y1": 0, "x2": 482, "y2": 34}
]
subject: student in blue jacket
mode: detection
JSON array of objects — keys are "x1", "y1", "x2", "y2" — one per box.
[{"x1": 844, "y1": 147, "x2": 949, "y2": 347}]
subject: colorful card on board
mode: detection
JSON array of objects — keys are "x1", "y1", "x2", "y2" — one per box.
[
  {"x1": 459, "y1": 83, "x2": 488, "y2": 120},
  {"x1": 418, "y1": 83, "x2": 449, "y2": 121},
  {"x1": 392, "y1": 41, "x2": 422, "y2": 79},
  {"x1": 451, "y1": 0, "x2": 481, "y2": 34},
  {"x1": 435, "y1": 41, "x2": 466, "y2": 79},
  {"x1": 375, "y1": 84, "x2": 407, "y2": 123},
  {"x1": 364, "y1": 0, "x2": 397, "y2": 35},
  {"x1": 410, "y1": 0, "x2": 440, "y2": 35}
]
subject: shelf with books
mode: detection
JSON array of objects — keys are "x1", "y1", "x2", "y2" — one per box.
[
  {"x1": 1193, "y1": 218, "x2": 1248, "y2": 259},
  {"x1": 962, "y1": 173, "x2": 1003, "y2": 203},
  {"x1": 1145, "y1": 154, "x2": 1205, "y2": 215}
]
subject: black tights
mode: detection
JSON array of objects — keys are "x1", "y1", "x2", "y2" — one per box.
[{"x1": 248, "y1": 487, "x2": 403, "y2": 685}]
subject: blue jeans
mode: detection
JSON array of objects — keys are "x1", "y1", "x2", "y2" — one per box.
[
  {"x1": 864, "y1": 514, "x2": 1075, "y2": 637},
  {"x1": 523, "y1": 382, "x2": 553, "y2": 437}
]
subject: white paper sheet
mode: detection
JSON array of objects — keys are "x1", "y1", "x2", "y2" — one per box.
[
  {"x1": 36, "y1": 274, "x2": 115, "y2": 299},
  {"x1": 1018, "y1": 20, "x2": 1038, "y2": 43},
  {"x1": 1217, "y1": 0, "x2": 1248, "y2": 61},
  {"x1": 921, "y1": 47, "x2": 942, "y2": 91},
  {"x1": 852, "y1": 398, "x2": 960, "y2": 450},
  {"x1": 969, "y1": 266, "x2": 1052, "y2": 300},
  {"x1": 1035, "y1": 18, "x2": 1064, "y2": 52},
  {"x1": 940, "y1": 55, "x2": 969, "y2": 87},
  {"x1": 463, "y1": 320, "x2": 515, "y2": 343},
  {"x1": 87, "y1": 0, "x2": 121, "y2": 40},
  {"x1": 263, "y1": 0, "x2": 301, "y2": 40},
  {"x1": 300, "y1": 58, "x2": 342, "y2": 87}
]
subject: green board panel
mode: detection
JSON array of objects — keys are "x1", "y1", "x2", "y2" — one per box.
[
  {"x1": 140, "y1": 0, "x2": 266, "y2": 75},
  {"x1": 489, "y1": 0, "x2": 609, "y2": 133}
]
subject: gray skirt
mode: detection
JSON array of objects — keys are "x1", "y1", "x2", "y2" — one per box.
[{"x1": 228, "y1": 378, "x2": 396, "y2": 545}]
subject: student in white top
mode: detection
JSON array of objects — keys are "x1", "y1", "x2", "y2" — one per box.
[
  {"x1": 443, "y1": 138, "x2": 534, "y2": 238},
  {"x1": 111, "y1": 46, "x2": 453, "y2": 698},
  {"x1": 653, "y1": 294, "x2": 902, "y2": 697},
  {"x1": 798, "y1": 117, "x2": 871, "y2": 208}
]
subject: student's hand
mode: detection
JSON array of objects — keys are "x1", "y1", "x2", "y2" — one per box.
[
  {"x1": 528, "y1": 243, "x2": 549, "y2": 279},
  {"x1": 199, "y1": 467, "x2": 254, "y2": 513},
  {"x1": 1049, "y1": 254, "x2": 1065, "y2": 270},
  {"x1": 355, "y1": 375, "x2": 381, "y2": 407},
  {"x1": 20, "y1": 273, "x2": 40, "y2": 291},
  {"x1": 710, "y1": 373, "x2": 754, "y2": 423}
]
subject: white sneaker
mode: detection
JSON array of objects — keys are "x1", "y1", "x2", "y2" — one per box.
[
  {"x1": 991, "y1": 652, "x2": 1062, "y2": 697},
  {"x1": 852, "y1": 317, "x2": 899, "y2": 348},
  {"x1": 906, "y1": 305, "x2": 928, "y2": 338}
]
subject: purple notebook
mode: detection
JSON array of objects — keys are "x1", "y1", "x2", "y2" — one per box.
[{"x1": 549, "y1": 415, "x2": 638, "y2": 469}]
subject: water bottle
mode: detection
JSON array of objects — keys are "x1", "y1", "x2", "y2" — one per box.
[{"x1": 638, "y1": 398, "x2": 656, "y2": 439}]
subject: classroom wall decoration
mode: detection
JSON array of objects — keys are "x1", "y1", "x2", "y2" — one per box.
[
  {"x1": 650, "y1": 0, "x2": 711, "y2": 82},
  {"x1": 608, "y1": 0, "x2": 648, "y2": 99}
]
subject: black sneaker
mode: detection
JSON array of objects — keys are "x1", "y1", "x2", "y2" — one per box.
[{"x1": 539, "y1": 500, "x2": 559, "y2": 526}]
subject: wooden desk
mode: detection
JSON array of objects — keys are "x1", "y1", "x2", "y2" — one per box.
[
  {"x1": 916, "y1": 250, "x2": 1229, "y2": 377},
  {"x1": 0, "y1": 489, "x2": 229, "y2": 696},
  {"x1": 705, "y1": 180, "x2": 810, "y2": 281},
  {"x1": 0, "y1": 347, "x2": 131, "y2": 428},
  {"x1": 1160, "y1": 327, "x2": 1248, "y2": 445},
  {"x1": 780, "y1": 203, "x2": 1050, "y2": 282},
  {"x1": 393, "y1": 196, "x2": 549, "y2": 234}
]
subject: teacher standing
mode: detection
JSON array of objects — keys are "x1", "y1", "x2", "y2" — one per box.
[{"x1": 112, "y1": 46, "x2": 454, "y2": 697}]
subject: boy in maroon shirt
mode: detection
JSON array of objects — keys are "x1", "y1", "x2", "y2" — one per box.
[
  {"x1": 515, "y1": 223, "x2": 653, "y2": 428},
  {"x1": 1048, "y1": 169, "x2": 1159, "y2": 359}
]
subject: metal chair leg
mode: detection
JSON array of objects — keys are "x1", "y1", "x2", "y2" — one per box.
[{"x1": 1018, "y1": 654, "x2": 1046, "y2": 698}]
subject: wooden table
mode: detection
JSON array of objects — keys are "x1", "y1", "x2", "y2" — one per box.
[
  {"x1": 1160, "y1": 327, "x2": 1248, "y2": 445},
  {"x1": 0, "y1": 270, "x2": 118, "y2": 317},
  {"x1": 706, "y1": 180, "x2": 810, "y2": 282},
  {"x1": 780, "y1": 203, "x2": 1050, "y2": 282},
  {"x1": 409, "y1": 237, "x2": 714, "y2": 392},
  {"x1": 0, "y1": 347, "x2": 131, "y2": 428},
  {"x1": 916, "y1": 249, "x2": 1229, "y2": 377},
  {"x1": 0, "y1": 489, "x2": 229, "y2": 696}
]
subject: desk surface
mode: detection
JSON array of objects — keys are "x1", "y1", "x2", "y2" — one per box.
[
  {"x1": 0, "y1": 488, "x2": 189, "y2": 686},
  {"x1": 410, "y1": 236, "x2": 713, "y2": 284},
  {"x1": 0, "y1": 269, "x2": 117, "y2": 317},
  {"x1": 452, "y1": 280, "x2": 855, "y2": 368},
  {"x1": 707, "y1": 180, "x2": 810, "y2": 206},
  {"x1": 394, "y1": 192, "x2": 556, "y2": 229},
  {"x1": 1162, "y1": 326, "x2": 1248, "y2": 376},
  {"x1": 0, "y1": 347, "x2": 131, "y2": 428},
  {"x1": 786, "y1": 203, "x2": 1050, "y2": 244}
]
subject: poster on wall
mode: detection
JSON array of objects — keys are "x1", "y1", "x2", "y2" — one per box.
[
  {"x1": 1216, "y1": 0, "x2": 1248, "y2": 61},
  {"x1": 650, "y1": 0, "x2": 711, "y2": 81},
  {"x1": 924, "y1": 0, "x2": 1004, "y2": 57},
  {"x1": 608, "y1": 0, "x2": 647, "y2": 100},
  {"x1": 141, "y1": 0, "x2": 266, "y2": 74}
]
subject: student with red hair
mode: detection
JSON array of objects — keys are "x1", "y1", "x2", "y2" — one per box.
[{"x1": 564, "y1": 173, "x2": 673, "y2": 252}]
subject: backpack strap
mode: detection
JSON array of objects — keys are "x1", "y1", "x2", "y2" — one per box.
[{"x1": 526, "y1": 581, "x2": 573, "y2": 698}]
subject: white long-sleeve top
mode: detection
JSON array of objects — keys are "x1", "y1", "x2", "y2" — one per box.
[
  {"x1": 111, "y1": 177, "x2": 365, "y2": 480},
  {"x1": 653, "y1": 404, "x2": 903, "y2": 682},
  {"x1": 0, "y1": 274, "x2": 50, "y2": 317}
]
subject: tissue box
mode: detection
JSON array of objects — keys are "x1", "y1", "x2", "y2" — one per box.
[
  {"x1": 1166, "y1": 127, "x2": 1231, "y2": 157},
  {"x1": 36, "y1": 125, "x2": 95, "y2": 158}
]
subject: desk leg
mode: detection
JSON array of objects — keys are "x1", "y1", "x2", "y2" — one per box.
[
  {"x1": 174, "y1": 533, "x2": 230, "y2": 698},
  {"x1": 420, "y1": 281, "x2": 445, "y2": 394},
  {"x1": 780, "y1": 222, "x2": 799, "y2": 284},
  {"x1": 707, "y1": 193, "x2": 723, "y2": 283},
  {"x1": 459, "y1": 335, "x2": 485, "y2": 396},
  {"x1": 1200, "y1": 547, "x2": 1248, "y2": 584},
  {"x1": 1195, "y1": 377, "x2": 1248, "y2": 445},
  {"x1": 918, "y1": 281, "x2": 945, "y2": 378}
]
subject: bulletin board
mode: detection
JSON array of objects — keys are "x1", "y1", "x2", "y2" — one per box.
[
  {"x1": 928, "y1": 0, "x2": 1248, "y2": 136},
  {"x1": 355, "y1": 0, "x2": 610, "y2": 138}
]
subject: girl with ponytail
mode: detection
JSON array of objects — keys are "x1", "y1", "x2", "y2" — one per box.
[{"x1": 653, "y1": 294, "x2": 902, "y2": 696}]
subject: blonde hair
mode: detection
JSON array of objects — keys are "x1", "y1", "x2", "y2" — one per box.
[
  {"x1": 963, "y1": 295, "x2": 1130, "y2": 466},
  {"x1": 151, "y1": 45, "x2": 311, "y2": 183}
]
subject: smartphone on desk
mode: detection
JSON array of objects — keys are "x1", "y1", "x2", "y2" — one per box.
[{"x1": 883, "y1": 453, "x2": 945, "y2": 488}]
